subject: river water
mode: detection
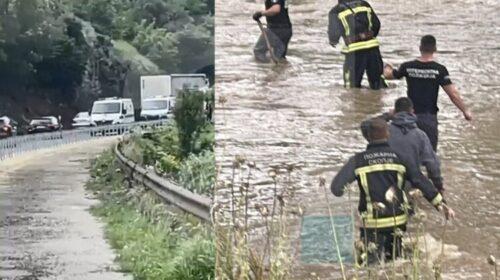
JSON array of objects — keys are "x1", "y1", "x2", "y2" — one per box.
[{"x1": 215, "y1": 0, "x2": 500, "y2": 279}]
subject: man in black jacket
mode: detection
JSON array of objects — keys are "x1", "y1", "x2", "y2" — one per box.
[
  {"x1": 328, "y1": 0, "x2": 387, "y2": 89},
  {"x1": 253, "y1": 0, "x2": 292, "y2": 63},
  {"x1": 331, "y1": 118, "x2": 454, "y2": 264}
]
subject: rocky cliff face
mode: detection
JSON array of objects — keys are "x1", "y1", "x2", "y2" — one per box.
[{"x1": 0, "y1": 16, "x2": 161, "y2": 128}]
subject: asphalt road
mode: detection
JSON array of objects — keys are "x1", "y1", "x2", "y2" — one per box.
[{"x1": 0, "y1": 137, "x2": 131, "y2": 280}]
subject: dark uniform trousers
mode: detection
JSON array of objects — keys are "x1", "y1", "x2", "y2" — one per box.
[
  {"x1": 344, "y1": 47, "x2": 386, "y2": 90},
  {"x1": 416, "y1": 113, "x2": 439, "y2": 152},
  {"x1": 360, "y1": 225, "x2": 406, "y2": 265},
  {"x1": 254, "y1": 26, "x2": 292, "y2": 60}
]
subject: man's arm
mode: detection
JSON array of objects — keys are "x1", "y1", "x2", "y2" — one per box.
[
  {"x1": 328, "y1": 8, "x2": 343, "y2": 47},
  {"x1": 442, "y1": 84, "x2": 473, "y2": 121},
  {"x1": 419, "y1": 131, "x2": 444, "y2": 192},
  {"x1": 383, "y1": 62, "x2": 406, "y2": 80},
  {"x1": 330, "y1": 156, "x2": 357, "y2": 196},
  {"x1": 263, "y1": 2, "x2": 281, "y2": 17},
  {"x1": 406, "y1": 166, "x2": 455, "y2": 219},
  {"x1": 402, "y1": 157, "x2": 443, "y2": 206},
  {"x1": 253, "y1": 1, "x2": 281, "y2": 21},
  {"x1": 363, "y1": 1, "x2": 380, "y2": 36}
]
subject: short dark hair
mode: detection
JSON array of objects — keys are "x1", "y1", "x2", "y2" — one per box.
[
  {"x1": 394, "y1": 97, "x2": 413, "y2": 113},
  {"x1": 420, "y1": 35, "x2": 437, "y2": 53},
  {"x1": 360, "y1": 117, "x2": 388, "y2": 143}
]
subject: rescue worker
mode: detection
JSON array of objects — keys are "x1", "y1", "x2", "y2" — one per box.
[
  {"x1": 378, "y1": 97, "x2": 444, "y2": 193},
  {"x1": 328, "y1": 0, "x2": 387, "y2": 90},
  {"x1": 331, "y1": 118, "x2": 454, "y2": 264},
  {"x1": 253, "y1": 0, "x2": 292, "y2": 63},
  {"x1": 383, "y1": 35, "x2": 473, "y2": 151}
]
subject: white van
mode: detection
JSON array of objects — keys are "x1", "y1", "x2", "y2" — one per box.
[
  {"x1": 140, "y1": 96, "x2": 174, "y2": 120},
  {"x1": 90, "y1": 97, "x2": 135, "y2": 126}
]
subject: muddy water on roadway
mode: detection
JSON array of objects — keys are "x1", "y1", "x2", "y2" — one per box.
[
  {"x1": 0, "y1": 138, "x2": 130, "y2": 280},
  {"x1": 215, "y1": 0, "x2": 500, "y2": 278}
]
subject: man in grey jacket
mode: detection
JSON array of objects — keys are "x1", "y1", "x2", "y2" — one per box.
[{"x1": 362, "y1": 97, "x2": 444, "y2": 193}]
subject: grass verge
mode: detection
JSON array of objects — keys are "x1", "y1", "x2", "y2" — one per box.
[{"x1": 86, "y1": 149, "x2": 214, "y2": 280}]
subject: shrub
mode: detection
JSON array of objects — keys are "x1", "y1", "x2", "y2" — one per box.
[
  {"x1": 174, "y1": 89, "x2": 210, "y2": 157},
  {"x1": 157, "y1": 154, "x2": 181, "y2": 175},
  {"x1": 177, "y1": 150, "x2": 215, "y2": 196},
  {"x1": 169, "y1": 235, "x2": 216, "y2": 280}
]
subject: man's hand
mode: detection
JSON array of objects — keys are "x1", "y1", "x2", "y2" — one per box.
[
  {"x1": 383, "y1": 64, "x2": 394, "y2": 79},
  {"x1": 253, "y1": 11, "x2": 263, "y2": 21},
  {"x1": 444, "y1": 206, "x2": 455, "y2": 220},
  {"x1": 463, "y1": 110, "x2": 473, "y2": 121},
  {"x1": 439, "y1": 204, "x2": 455, "y2": 220},
  {"x1": 387, "y1": 108, "x2": 395, "y2": 119},
  {"x1": 380, "y1": 109, "x2": 395, "y2": 121}
]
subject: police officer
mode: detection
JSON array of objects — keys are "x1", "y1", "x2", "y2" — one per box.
[
  {"x1": 253, "y1": 0, "x2": 292, "y2": 63},
  {"x1": 328, "y1": 0, "x2": 387, "y2": 89},
  {"x1": 384, "y1": 35, "x2": 473, "y2": 151},
  {"x1": 331, "y1": 118, "x2": 454, "y2": 264}
]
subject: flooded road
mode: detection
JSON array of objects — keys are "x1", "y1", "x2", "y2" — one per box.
[
  {"x1": 0, "y1": 138, "x2": 130, "y2": 280},
  {"x1": 215, "y1": 0, "x2": 500, "y2": 278}
]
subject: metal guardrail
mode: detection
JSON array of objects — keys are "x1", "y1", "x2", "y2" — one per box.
[
  {"x1": 114, "y1": 142, "x2": 212, "y2": 222},
  {"x1": 0, "y1": 118, "x2": 212, "y2": 221},
  {"x1": 0, "y1": 120, "x2": 168, "y2": 161}
]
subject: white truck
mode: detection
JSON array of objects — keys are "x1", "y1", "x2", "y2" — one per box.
[
  {"x1": 138, "y1": 74, "x2": 209, "y2": 120},
  {"x1": 90, "y1": 97, "x2": 135, "y2": 126}
]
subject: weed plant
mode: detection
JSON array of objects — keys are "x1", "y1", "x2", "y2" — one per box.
[{"x1": 214, "y1": 157, "x2": 300, "y2": 280}]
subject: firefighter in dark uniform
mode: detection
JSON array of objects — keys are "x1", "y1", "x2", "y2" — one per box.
[
  {"x1": 330, "y1": 118, "x2": 454, "y2": 264},
  {"x1": 328, "y1": 0, "x2": 387, "y2": 89},
  {"x1": 253, "y1": 0, "x2": 292, "y2": 63}
]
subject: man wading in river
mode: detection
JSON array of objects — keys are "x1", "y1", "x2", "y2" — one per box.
[
  {"x1": 331, "y1": 118, "x2": 454, "y2": 264},
  {"x1": 252, "y1": 0, "x2": 292, "y2": 63},
  {"x1": 328, "y1": 0, "x2": 387, "y2": 89},
  {"x1": 384, "y1": 35, "x2": 473, "y2": 151},
  {"x1": 377, "y1": 97, "x2": 445, "y2": 194}
]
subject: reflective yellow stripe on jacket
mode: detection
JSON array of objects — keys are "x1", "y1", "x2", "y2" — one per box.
[
  {"x1": 361, "y1": 213, "x2": 408, "y2": 229},
  {"x1": 338, "y1": 6, "x2": 373, "y2": 19},
  {"x1": 354, "y1": 163, "x2": 406, "y2": 175},
  {"x1": 431, "y1": 193, "x2": 443, "y2": 206},
  {"x1": 355, "y1": 163, "x2": 407, "y2": 229},
  {"x1": 337, "y1": 6, "x2": 379, "y2": 53},
  {"x1": 338, "y1": 6, "x2": 373, "y2": 36},
  {"x1": 341, "y1": 38, "x2": 380, "y2": 54}
]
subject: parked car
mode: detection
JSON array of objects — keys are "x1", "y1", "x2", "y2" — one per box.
[
  {"x1": 0, "y1": 116, "x2": 18, "y2": 139},
  {"x1": 27, "y1": 116, "x2": 63, "y2": 134},
  {"x1": 72, "y1": 112, "x2": 94, "y2": 128}
]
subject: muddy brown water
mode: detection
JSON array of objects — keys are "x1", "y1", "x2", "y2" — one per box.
[{"x1": 215, "y1": 0, "x2": 500, "y2": 279}]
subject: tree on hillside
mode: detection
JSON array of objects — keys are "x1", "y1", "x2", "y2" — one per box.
[
  {"x1": 74, "y1": 0, "x2": 214, "y2": 73},
  {"x1": 0, "y1": 0, "x2": 66, "y2": 86},
  {"x1": 0, "y1": 0, "x2": 214, "y2": 118}
]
